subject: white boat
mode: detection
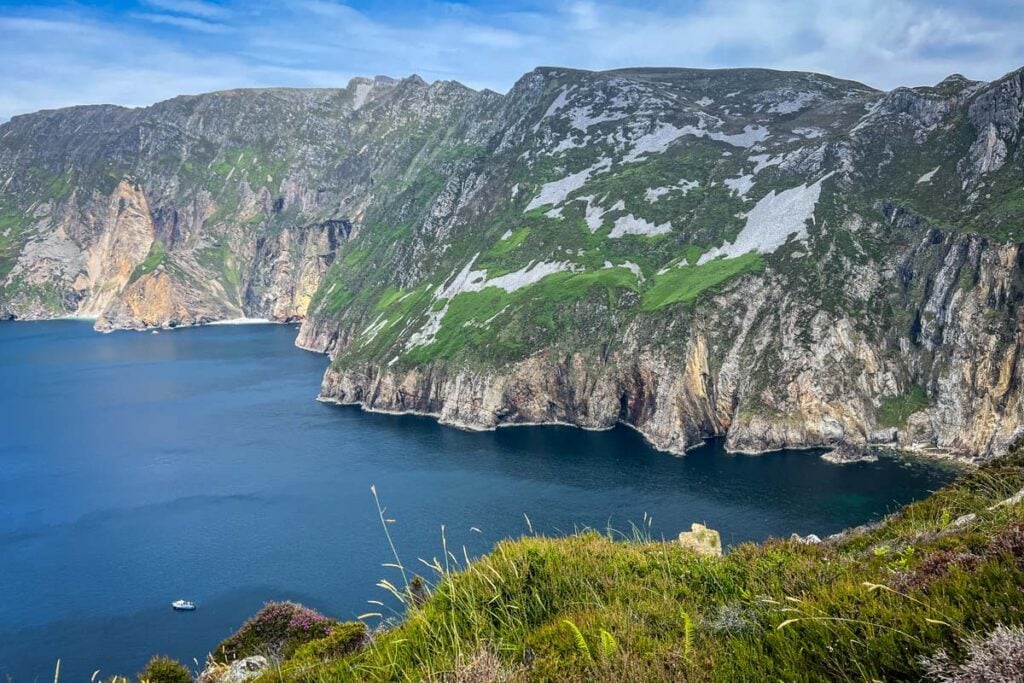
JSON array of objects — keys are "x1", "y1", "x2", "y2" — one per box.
[{"x1": 172, "y1": 599, "x2": 196, "y2": 611}]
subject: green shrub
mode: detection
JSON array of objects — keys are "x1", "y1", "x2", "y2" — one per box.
[{"x1": 137, "y1": 656, "x2": 191, "y2": 683}]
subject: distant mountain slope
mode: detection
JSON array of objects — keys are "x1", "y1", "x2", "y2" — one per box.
[{"x1": 2, "y1": 66, "x2": 1023, "y2": 458}]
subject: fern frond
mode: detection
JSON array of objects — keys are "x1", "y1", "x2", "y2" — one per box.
[
  {"x1": 681, "y1": 610, "x2": 695, "y2": 661},
  {"x1": 599, "y1": 629, "x2": 618, "y2": 661},
  {"x1": 562, "y1": 619, "x2": 593, "y2": 663}
]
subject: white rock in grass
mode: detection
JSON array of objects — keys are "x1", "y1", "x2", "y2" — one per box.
[
  {"x1": 436, "y1": 255, "x2": 579, "y2": 300},
  {"x1": 532, "y1": 85, "x2": 573, "y2": 133},
  {"x1": 749, "y1": 153, "x2": 785, "y2": 174},
  {"x1": 603, "y1": 260, "x2": 645, "y2": 282},
  {"x1": 678, "y1": 179, "x2": 700, "y2": 195},
  {"x1": 623, "y1": 261, "x2": 645, "y2": 281},
  {"x1": 678, "y1": 523, "x2": 722, "y2": 557},
  {"x1": 406, "y1": 303, "x2": 449, "y2": 349},
  {"x1": 988, "y1": 488, "x2": 1024, "y2": 510},
  {"x1": 724, "y1": 174, "x2": 755, "y2": 197},
  {"x1": 623, "y1": 123, "x2": 687, "y2": 162},
  {"x1": 768, "y1": 91, "x2": 819, "y2": 114},
  {"x1": 676, "y1": 121, "x2": 769, "y2": 148},
  {"x1": 609, "y1": 214, "x2": 672, "y2": 238},
  {"x1": 542, "y1": 85, "x2": 572, "y2": 119},
  {"x1": 645, "y1": 187, "x2": 672, "y2": 202},
  {"x1": 551, "y1": 135, "x2": 588, "y2": 153},
  {"x1": 663, "y1": 115, "x2": 772, "y2": 149},
  {"x1": 567, "y1": 105, "x2": 628, "y2": 132},
  {"x1": 525, "y1": 158, "x2": 611, "y2": 211},
  {"x1": 487, "y1": 261, "x2": 580, "y2": 292},
  {"x1": 221, "y1": 656, "x2": 269, "y2": 683},
  {"x1": 361, "y1": 313, "x2": 389, "y2": 343},
  {"x1": 413, "y1": 258, "x2": 580, "y2": 349},
  {"x1": 644, "y1": 179, "x2": 699, "y2": 203},
  {"x1": 793, "y1": 127, "x2": 824, "y2": 139},
  {"x1": 576, "y1": 196, "x2": 607, "y2": 232},
  {"x1": 436, "y1": 255, "x2": 487, "y2": 299},
  {"x1": 917, "y1": 166, "x2": 940, "y2": 184},
  {"x1": 698, "y1": 174, "x2": 832, "y2": 264}
]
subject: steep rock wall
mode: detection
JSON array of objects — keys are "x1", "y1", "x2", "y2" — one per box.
[{"x1": 314, "y1": 230, "x2": 1024, "y2": 459}]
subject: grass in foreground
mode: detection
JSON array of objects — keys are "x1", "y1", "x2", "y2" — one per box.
[{"x1": 185, "y1": 450, "x2": 1024, "y2": 682}]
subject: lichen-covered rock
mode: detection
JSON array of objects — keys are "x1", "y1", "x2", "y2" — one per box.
[
  {"x1": 199, "y1": 656, "x2": 268, "y2": 683},
  {"x1": 678, "y1": 523, "x2": 722, "y2": 557}
]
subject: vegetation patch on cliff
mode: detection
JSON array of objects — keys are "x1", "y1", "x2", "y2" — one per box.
[
  {"x1": 877, "y1": 386, "x2": 930, "y2": 427},
  {"x1": 130, "y1": 240, "x2": 166, "y2": 282},
  {"x1": 0, "y1": 208, "x2": 28, "y2": 281},
  {"x1": 640, "y1": 251, "x2": 764, "y2": 311},
  {"x1": 402, "y1": 266, "x2": 641, "y2": 365}
]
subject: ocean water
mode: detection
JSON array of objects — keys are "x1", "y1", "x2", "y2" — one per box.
[{"x1": 0, "y1": 320, "x2": 957, "y2": 680}]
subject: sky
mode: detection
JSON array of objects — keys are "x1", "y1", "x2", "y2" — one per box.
[{"x1": 1, "y1": 0, "x2": 1024, "y2": 121}]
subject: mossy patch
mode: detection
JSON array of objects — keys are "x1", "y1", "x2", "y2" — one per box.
[
  {"x1": 485, "y1": 228, "x2": 530, "y2": 257},
  {"x1": 130, "y1": 240, "x2": 167, "y2": 282},
  {"x1": 877, "y1": 386, "x2": 930, "y2": 427},
  {"x1": 640, "y1": 252, "x2": 764, "y2": 311}
]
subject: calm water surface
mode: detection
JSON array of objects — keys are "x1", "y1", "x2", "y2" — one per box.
[{"x1": 0, "y1": 321, "x2": 956, "y2": 680}]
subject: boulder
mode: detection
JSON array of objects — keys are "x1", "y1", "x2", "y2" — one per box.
[
  {"x1": 952, "y1": 513, "x2": 977, "y2": 528},
  {"x1": 678, "y1": 523, "x2": 722, "y2": 557},
  {"x1": 790, "y1": 533, "x2": 822, "y2": 544},
  {"x1": 821, "y1": 442, "x2": 878, "y2": 464},
  {"x1": 199, "y1": 656, "x2": 269, "y2": 683}
]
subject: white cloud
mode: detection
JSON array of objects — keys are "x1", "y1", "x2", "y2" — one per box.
[
  {"x1": 0, "y1": 0, "x2": 1022, "y2": 121},
  {"x1": 131, "y1": 12, "x2": 231, "y2": 33},
  {"x1": 142, "y1": 0, "x2": 232, "y2": 20}
]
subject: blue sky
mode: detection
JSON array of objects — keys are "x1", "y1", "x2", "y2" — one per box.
[{"x1": 2, "y1": 0, "x2": 1023, "y2": 120}]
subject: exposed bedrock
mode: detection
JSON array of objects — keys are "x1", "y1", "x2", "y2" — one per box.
[{"x1": 314, "y1": 231, "x2": 1024, "y2": 459}]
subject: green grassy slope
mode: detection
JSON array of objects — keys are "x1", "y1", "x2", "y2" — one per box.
[{"x1": 184, "y1": 450, "x2": 1024, "y2": 682}]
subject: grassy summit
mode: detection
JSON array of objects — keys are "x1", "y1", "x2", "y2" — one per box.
[{"x1": 184, "y1": 450, "x2": 1024, "y2": 682}]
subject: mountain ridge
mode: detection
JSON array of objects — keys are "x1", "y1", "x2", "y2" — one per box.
[{"x1": 2, "y1": 63, "x2": 1023, "y2": 459}]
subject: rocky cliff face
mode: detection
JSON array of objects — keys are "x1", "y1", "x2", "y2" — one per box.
[
  {"x1": 3, "y1": 66, "x2": 1023, "y2": 459},
  {"x1": 0, "y1": 77, "x2": 492, "y2": 326},
  {"x1": 314, "y1": 225, "x2": 1024, "y2": 459}
]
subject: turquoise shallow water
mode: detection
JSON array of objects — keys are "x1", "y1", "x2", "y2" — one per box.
[{"x1": 0, "y1": 320, "x2": 956, "y2": 680}]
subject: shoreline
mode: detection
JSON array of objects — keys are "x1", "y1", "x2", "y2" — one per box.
[
  {"x1": 315, "y1": 393, "x2": 971, "y2": 465},
  {"x1": 4, "y1": 315, "x2": 981, "y2": 465}
]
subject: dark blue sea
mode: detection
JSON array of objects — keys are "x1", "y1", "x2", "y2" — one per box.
[{"x1": 0, "y1": 320, "x2": 956, "y2": 680}]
